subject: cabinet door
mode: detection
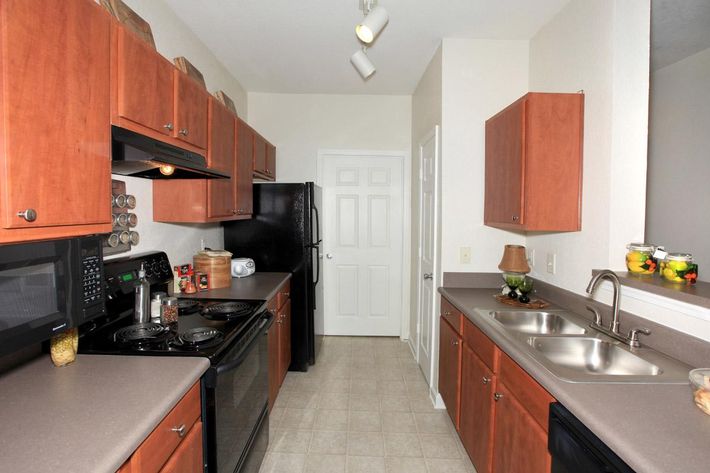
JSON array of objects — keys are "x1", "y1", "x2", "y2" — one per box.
[
  {"x1": 438, "y1": 317, "x2": 462, "y2": 429},
  {"x1": 0, "y1": 0, "x2": 111, "y2": 230},
  {"x1": 492, "y1": 383, "x2": 551, "y2": 473},
  {"x1": 268, "y1": 320, "x2": 280, "y2": 410},
  {"x1": 253, "y1": 133, "x2": 267, "y2": 174},
  {"x1": 116, "y1": 25, "x2": 174, "y2": 135},
  {"x1": 207, "y1": 98, "x2": 236, "y2": 219},
  {"x1": 460, "y1": 345, "x2": 495, "y2": 473},
  {"x1": 265, "y1": 142, "x2": 276, "y2": 180},
  {"x1": 158, "y1": 421, "x2": 203, "y2": 473},
  {"x1": 236, "y1": 119, "x2": 254, "y2": 216},
  {"x1": 279, "y1": 299, "x2": 292, "y2": 382},
  {"x1": 174, "y1": 72, "x2": 208, "y2": 149},
  {"x1": 484, "y1": 97, "x2": 525, "y2": 227}
]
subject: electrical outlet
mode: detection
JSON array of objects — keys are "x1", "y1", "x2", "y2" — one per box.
[
  {"x1": 460, "y1": 246, "x2": 471, "y2": 264},
  {"x1": 546, "y1": 253, "x2": 556, "y2": 274},
  {"x1": 528, "y1": 248, "x2": 536, "y2": 267}
]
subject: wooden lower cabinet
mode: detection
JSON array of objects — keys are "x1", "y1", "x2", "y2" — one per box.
[
  {"x1": 438, "y1": 317, "x2": 462, "y2": 428},
  {"x1": 441, "y1": 296, "x2": 555, "y2": 473},
  {"x1": 492, "y1": 382, "x2": 551, "y2": 473},
  {"x1": 117, "y1": 382, "x2": 202, "y2": 473},
  {"x1": 268, "y1": 280, "x2": 292, "y2": 409},
  {"x1": 460, "y1": 345, "x2": 496, "y2": 473}
]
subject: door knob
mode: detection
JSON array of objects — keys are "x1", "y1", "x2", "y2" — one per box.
[
  {"x1": 178, "y1": 128, "x2": 189, "y2": 136},
  {"x1": 326, "y1": 253, "x2": 333, "y2": 259},
  {"x1": 482, "y1": 376, "x2": 491, "y2": 385},
  {"x1": 423, "y1": 273, "x2": 433, "y2": 280},
  {"x1": 493, "y1": 392, "x2": 504, "y2": 402},
  {"x1": 17, "y1": 209, "x2": 37, "y2": 222},
  {"x1": 163, "y1": 122, "x2": 174, "y2": 131}
]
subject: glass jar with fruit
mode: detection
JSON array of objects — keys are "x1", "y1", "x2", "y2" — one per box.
[
  {"x1": 660, "y1": 253, "x2": 698, "y2": 284},
  {"x1": 625, "y1": 243, "x2": 657, "y2": 275}
]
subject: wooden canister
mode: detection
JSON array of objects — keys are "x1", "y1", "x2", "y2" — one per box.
[{"x1": 193, "y1": 250, "x2": 232, "y2": 289}]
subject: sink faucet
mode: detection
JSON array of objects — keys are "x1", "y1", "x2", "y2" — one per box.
[
  {"x1": 586, "y1": 270, "x2": 651, "y2": 348},
  {"x1": 586, "y1": 270, "x2": 622, "y2": 334}
]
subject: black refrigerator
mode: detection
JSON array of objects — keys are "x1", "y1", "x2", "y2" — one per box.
[{"x1": 222, "y1": 182, "x2": 323, "y2": 371}]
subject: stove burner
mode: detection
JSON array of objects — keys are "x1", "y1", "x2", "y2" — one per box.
[
  {"x1": 114, "y1": 323, "x2": 171, "y2": 343},
  {"x1": 201, "y1": 301, "x2": 256, "y2": 320},
  {"x1": 177, "y1": 299, "x2": 201, "y2": 315},
  {"x1": 172, "y1": 327, "x2": 225, "y2": 350}
]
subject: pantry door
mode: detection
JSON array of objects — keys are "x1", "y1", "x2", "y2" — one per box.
[{"x1": 321, "y1": 153, "x2": 404, "y2": 336}]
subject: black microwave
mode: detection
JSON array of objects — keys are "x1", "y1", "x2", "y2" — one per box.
[{"x1": 0, "y1": 235, "x2": 106, "y2": 356}]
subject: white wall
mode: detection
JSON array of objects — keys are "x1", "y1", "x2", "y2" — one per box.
[
  {"x1": 647, "y1": 47, "x2": 710, "y2": 281},
  {"x1": 410, "y1": 46, "x2": 443, "y2": 350},
  {"x1": 526, "y1": 0, "x2": 650, "y2": 294},
  {"x1": 246, "y1": 93, "x2": 412, "y2": 183},
  {"x1": 440, "y1": 39, "x2": 529, "y2": 274},
  {"x1": 111, "y1": 0, "x2": 249, "y2": 265}
]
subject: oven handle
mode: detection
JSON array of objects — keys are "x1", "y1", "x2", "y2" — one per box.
[{"x1": 215, "y1": 313, "x2": 273, "y2": 375}]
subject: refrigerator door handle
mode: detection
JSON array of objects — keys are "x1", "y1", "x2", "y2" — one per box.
[
  {"x1": 313, "y1": 244, "x2": 320, "y2": 287},
  {"x1": 312, "y1": 204, "x2": 321, "y2": 246}
]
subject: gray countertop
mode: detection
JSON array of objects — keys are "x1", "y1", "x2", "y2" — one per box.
[
  {"x1": 0, "y1": 354, "x2": 209, "y2": 473},
  {"x1": 177, "y1": 272, "x2": 291, "y2": 302},
  {"x1": 439, "y1": 287, "x2": 710, "y2": 473}
]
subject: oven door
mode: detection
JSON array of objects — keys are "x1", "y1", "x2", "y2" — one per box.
[{"x1": 203, "y1": 312, "x2": 273, "y2": 473}]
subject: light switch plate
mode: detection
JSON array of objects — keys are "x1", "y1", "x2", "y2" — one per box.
[
  {"x1": 546, "y1": 253, "x2": 556, "y2": 274},
  {"x1": 460, "y1": 246, "x2": 471, "y2": 264}
]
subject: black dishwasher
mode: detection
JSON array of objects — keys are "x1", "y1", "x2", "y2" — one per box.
[{"x1": 549, "y1": 403, "x2": 635, "y2": 473}]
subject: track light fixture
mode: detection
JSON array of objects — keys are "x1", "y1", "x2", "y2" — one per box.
[
  {"x1": 351, "y1": 47, "x2": 376, "y2": 79},
  {"x1": 356, "y1": 0, "x2": 389, "y2": 44}
]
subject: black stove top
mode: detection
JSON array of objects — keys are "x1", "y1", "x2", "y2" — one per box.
[{"x1": 79, "y1": 298, "x2": 266, "y2": 361}]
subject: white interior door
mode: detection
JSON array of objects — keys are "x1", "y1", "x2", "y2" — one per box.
[
  {"x1": 416, "y1": 127, "x2": 440, "y2": 384},
  {"x1": 322, "y1": 153, "x2": 404, "y2": 336}
]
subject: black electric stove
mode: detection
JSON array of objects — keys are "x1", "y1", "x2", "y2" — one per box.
[{"x1": 78, "y1": 251, "x2": 271, "y2": 473}]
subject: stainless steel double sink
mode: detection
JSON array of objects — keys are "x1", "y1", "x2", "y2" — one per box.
[{"x1": 482, "y1": 309, "x2": 690, "y2": 383}]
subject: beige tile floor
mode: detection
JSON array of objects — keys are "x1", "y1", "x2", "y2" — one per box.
[{"x1": 259, "y1": 336, "x2": 477, "y2": 473}]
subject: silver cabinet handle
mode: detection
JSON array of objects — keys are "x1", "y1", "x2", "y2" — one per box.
[
  {"x1": 423, "y1": 273, "x2": 433, "y2": 280},
  {"x1": 444, "y1": 311, "x2": 451, "y2": 316},
  {"x1": 17, "y1": 209, "x2": 37, "y2": 222},
  {"x1": 163, "y1": 122, "x2": 174, "y2": 131},
  {"x1": 482, "y1": 377, "x2": 490, "y2": 385},
  {"x1": 171, "y1": 424, "x2": 186, "y2": 438},
  {"x1": 512, "y1": 215, "x2": 519, "y2": 222},
  {"x1": 451, "y1": 339, "x2": 459, "y2": 346},
  {"x1": 326, "y1": 253, "x2": 333, "y2": 259},
  {"x1": 493, "y1": 392, "x2": 504, "y2": 402},
  {"x1": 178, "y1": 128, "x2": 189, "y2": 136}
]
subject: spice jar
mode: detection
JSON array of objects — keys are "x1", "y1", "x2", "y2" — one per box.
[
  {"x1": 161, "y1": 297, "x2": 179, "y2": 324},
  {"x1": 660, "y1": 253, "x2": 698, "y2": 284},
  {"x1": 150, "y1": 292, "x2": 167, "y2": 320},
  {"x1": 625, "y1": 243, "x2": 657, "y2": 275}
]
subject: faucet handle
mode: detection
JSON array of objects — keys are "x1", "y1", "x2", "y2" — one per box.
[
  {"x1": 586, "y1": 305, "x2": 603, "y2": 326},
  {"x1": 627, "y1": 327, "x2": 651, "y2": 348}
]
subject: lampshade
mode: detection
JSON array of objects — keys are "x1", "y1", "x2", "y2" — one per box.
[
  {"x1": 350, "y1": 49, "x2": 376, "y2": 79},
  {"x1": 498, "y1": 245, "x2": 530, "y2": 273},
  {"x1": 355, "y1": 6, "x2": 389, "y2": 43}
]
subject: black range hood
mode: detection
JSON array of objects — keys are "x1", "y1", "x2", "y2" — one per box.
[{"x1": 110, "y1": 126, "x2": 230, "y2": 179}]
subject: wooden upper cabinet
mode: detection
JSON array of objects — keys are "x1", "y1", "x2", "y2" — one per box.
[
  {"x1": 484, "y1": 92, "x2": 584, "y2": 232},
  {"x1": 207, "y1": 98, "x2": 236, "y2": 219},
  {"x1": 173, "y1": 71, "x2": 208, "y2": 149},
  {"x1": 116, "y1": 25, "x2": 174, "y2": 136},
  {"x1": 236, "y1": 118, "x2": 254, "y2": 216},
  {"x1": 253, "y1": 133, "x2": 267, "y2": 175},
  {"x1": 266, "y1": 143, "x2": 276, "y2": 180},
  {"x1": 0, "y1": 0, "x2": 112, "y2": 241},
  {"x1": 438, "y1": 317, "x2": 462, "y2": 429}
]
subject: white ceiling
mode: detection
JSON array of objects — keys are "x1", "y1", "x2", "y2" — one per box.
[
  {"x1": 651, "y1": 0, "x2": 710, "y2": 71},
  {"x1": 163, "y1": 0, "x2": 570, "y2": 95}
]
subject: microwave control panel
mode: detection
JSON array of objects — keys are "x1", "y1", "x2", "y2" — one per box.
[{"x1": 75, "y1": 236, "x2": 106, "y2": 323}]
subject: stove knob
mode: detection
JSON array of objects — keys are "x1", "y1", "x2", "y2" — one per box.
[{"x1": 160, "y1": 260, "x2": 171, "y2": 274}]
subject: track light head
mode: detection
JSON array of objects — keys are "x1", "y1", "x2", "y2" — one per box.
[
  {"x1": 350, "y1": 48, "x2": 376, "y2": 79},
  {"x1": 356, "y1": 5, "x2": 388, "y2": 44}
]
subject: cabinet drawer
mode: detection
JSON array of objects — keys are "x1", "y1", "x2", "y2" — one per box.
[
  {"x1": 499, "y1": 352, "x2": 555, "y2": 432},
  {"x1": 463, "y1": 319, "x2": 499, "y2": 373},
  {"x1": 130, "y1": 382, "x2": 201, "y2": 473},
  {"x1": 441, "y1": 298, "x2": 463, "y2": 335},
  {"x1": 277, "y1": 280, "x2": 291, "y2": 310}
]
